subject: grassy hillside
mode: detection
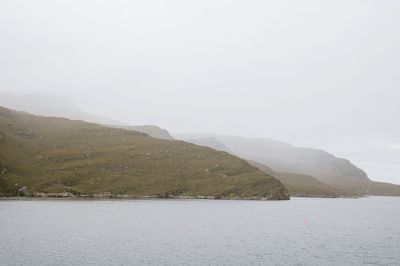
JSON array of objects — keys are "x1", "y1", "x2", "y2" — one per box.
[
  {"x1": 0, "y1": 106, "x2": 288, "y2": 199},
  {"x1": 248, "y1": 161, "x2": 341, "y2": 197},
  {"x1": 177, "y1": 134, "x2": 369, "y2": 183},
  {"x1": 177, "y1": 134, "x2": 400, "y2": 197}
]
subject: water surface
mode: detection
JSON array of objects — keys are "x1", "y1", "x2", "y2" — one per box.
[{"x1": 0, "y1": 197, "x2": 399, "y2": 265}]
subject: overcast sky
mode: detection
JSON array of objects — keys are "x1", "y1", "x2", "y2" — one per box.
[{"x1": 0, "y1": 0, "x2": 399, "y2": 183}]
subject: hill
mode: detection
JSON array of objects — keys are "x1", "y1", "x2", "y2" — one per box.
[
  {"x1": 181, "y1": 137, "x2": 342, "y2": 197},
  {"x1": 176, "y1": 134, "x2": 400, "y2": 196},
  {"x1": 0, "y1": 92, "x2": 175, "y2": 141},
  {"x1": 248, "y1": 161, "x2": 341, "y2": 197},
  {"x1": 0, "y1": 106, "x2": 288, "y2": 200}
]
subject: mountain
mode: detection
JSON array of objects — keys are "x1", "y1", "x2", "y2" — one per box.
[
  {"x1": 0, "y1": 92, "x2": 123, "y2": 125},
  {"x1": 176, "y1": 133, "x2": 400, "y2": 196},
  {"x1": 0, "y1": 106, "x2": 288, "y2": 200}
]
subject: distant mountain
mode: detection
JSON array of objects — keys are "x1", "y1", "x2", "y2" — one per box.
[
  {"x1": 0, "y1": 92, "x2": 173, "y2": 140},
  {"x1": 176, "y1": 133, "x2": 400, "y2": 196},
  {"x1": 0, "y1": 106, "x2": 288, "y2": 200},
  {"x1": 0, "y1": 92, "x2": 123, "y2": 125}
]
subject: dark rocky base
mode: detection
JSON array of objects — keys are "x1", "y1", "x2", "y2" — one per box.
[{"x1": 0, "y1": 191, "x2": 290, "y2": 201}]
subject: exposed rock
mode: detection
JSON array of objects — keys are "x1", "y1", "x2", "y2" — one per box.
[{"x1": 17, "y1": 186, "x2": 30, "y2": 197}]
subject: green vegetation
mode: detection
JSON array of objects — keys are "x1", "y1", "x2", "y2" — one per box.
[
  {"x1": 248, "y1": 161, "x2": 342, "y2": 197},
  {"x1": 180, "y1": 134, "x2": 400, "y2": 197},
  {"x1": 0, "y1": 106, "x2": 288, "y2": 199}
]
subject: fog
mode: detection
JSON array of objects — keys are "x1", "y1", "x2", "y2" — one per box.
[{"x1": 0, "y1": 0, "x2": 399, "y2": 183}]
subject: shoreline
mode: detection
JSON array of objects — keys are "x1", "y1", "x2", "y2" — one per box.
[
  {"x1": 0, "y1": 195, "x2": 369, "y2": 201},
  {"x1": 0, "y1": 194, "x2": 290, "y2": 201}
]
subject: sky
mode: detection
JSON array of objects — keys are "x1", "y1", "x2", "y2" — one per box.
[{"x1": 0, "y1": 0, "x2": 399, "y2": 183}]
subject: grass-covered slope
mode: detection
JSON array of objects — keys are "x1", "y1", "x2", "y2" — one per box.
[
  {"x1": 248, "y1": 161, "x2": 341, "y2": 197},
  {"x1": 0, "y1": 106, "x2": 288, "y2": 199},
  {"x1": 182, "y1": 137, "x2": 344, "y2": 197},
  {"x1": 178, "y1": 134, "x2": 400, "y2": 197}
]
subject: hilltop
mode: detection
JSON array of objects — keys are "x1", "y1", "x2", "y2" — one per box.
[
  {"x1": 0, "y1": 106, "x2": 288, "y2": 200},
  {"x1": 186, "y1": 137, "x2": 231, "y2": 153},
  {"x1": 0, "y1": 92, "x2": 123, "y2": 125},
  {"x1": 109, "y1": 125, "x2": 173, "y2": 140},
  {"x1": 0, "y1": 92, "x2": 174, "y2": 140}
]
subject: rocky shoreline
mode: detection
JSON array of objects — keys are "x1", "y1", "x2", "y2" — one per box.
[
  {"x1": 0, "y1": 191, "x2": 290, "y2": 201},
  {"x1": 2, "y1": 188, "x2": 366, "y2": 200}
]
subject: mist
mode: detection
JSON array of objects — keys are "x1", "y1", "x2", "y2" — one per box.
[{"x1": 0, "y1": 0, "x2": 399, "y2": 183}]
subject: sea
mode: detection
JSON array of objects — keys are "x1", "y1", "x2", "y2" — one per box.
[{"x1": 0, "y1": 197, "x2": 399, "y2": 265}]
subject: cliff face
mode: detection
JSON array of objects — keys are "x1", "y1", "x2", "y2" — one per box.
[{"x1": 0, "y1": 106, "x2": 288, "y2": 200}]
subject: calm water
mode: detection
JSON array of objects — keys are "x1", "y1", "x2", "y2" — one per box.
[{"x1": 0, "y1": 197, "x2": 399, "y2": 266}]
